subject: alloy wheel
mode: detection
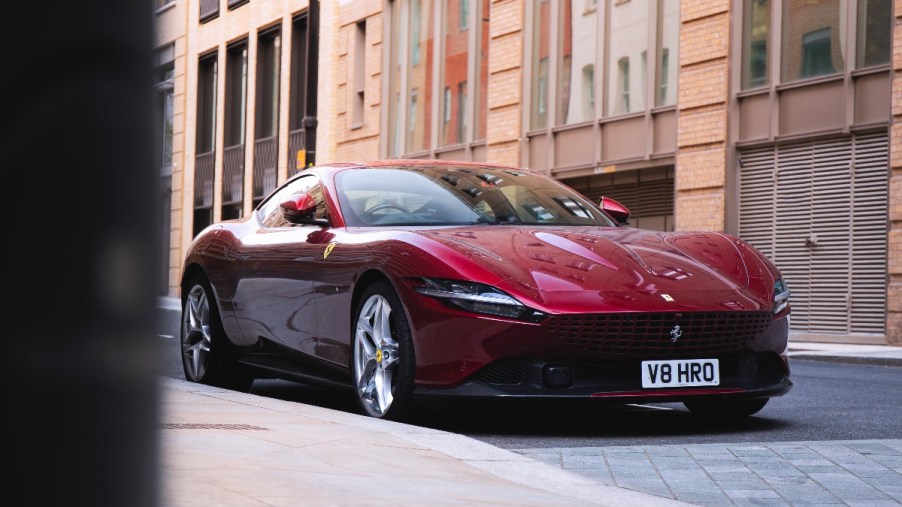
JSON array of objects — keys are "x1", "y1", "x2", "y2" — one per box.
[
  {"x1": 182, "y1": 284, "x2": 212, "y2": 381},
  {"x1": 354, "y1": 294, "x2": 400, "y2": 417}
]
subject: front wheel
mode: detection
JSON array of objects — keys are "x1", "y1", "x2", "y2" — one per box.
[
  {"x1": 181, "y1": 275, "x2": 253, "y2": 391},
  {"x1": 352, "y1": 281, "x2": 415, "y2": 420},
  {"x1": 683, "y1": 398, "x2": 769, "y2": 419}
]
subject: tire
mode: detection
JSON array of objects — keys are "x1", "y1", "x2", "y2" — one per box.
[
  {"x1": 181, "y1": 274, "x2": 253, "y2": 391},
  {"x1": 351, "y1": 280, "x2": 416, "y2": 420},
  {"x1": 683, "y1": 397, "x2": 769, "y2": 419}
]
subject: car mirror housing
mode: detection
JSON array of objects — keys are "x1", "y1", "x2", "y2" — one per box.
[
  {"x1": 600, "y1": 196, "x2": 630, "y2": 225},
  {"x1": 280, "y1": 193, "x2": 329, "y2": 226}
]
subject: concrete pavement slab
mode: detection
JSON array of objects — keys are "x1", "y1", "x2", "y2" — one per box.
[
  {"x1": 161, "y1": 378, "x2": 692, "y2": 506},
  {"x1": 521, "y1": 440, "x2": 902, "y2": 506}
]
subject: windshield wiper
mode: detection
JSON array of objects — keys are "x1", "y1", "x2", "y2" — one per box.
[{"x1": 472, "y1": 216, "x2": 500, "y2": 225}]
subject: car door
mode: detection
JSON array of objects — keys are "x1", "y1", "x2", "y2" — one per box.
[{"x1": 229, "y1": 175, "x2": 328, "y2": 356}]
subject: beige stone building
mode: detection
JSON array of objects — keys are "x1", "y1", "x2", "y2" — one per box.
[{"x1": 156, "y1": 0, "x2": 900, "y2": 346}]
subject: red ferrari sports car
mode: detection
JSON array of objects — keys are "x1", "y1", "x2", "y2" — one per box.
[{"x1": 181, "y1": 160, "x2": 792, "y2": 420}]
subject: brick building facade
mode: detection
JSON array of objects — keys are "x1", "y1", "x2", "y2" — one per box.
[{"x1": 156, "y1": 0, "x2": 900, "y2": 345}]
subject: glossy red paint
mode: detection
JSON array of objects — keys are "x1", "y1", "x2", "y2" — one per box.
[
  {"x1": 600, "y1": 196, "x2": 630, "y2": 224},
  {"x1": 280, "y1": 192, "x2": 318, "y2": 217},
  {"x1": 182, "y1": 160, "x2": 792, "y2": 407}
]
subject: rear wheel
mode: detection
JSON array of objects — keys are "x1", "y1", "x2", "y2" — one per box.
[
  {"x1": 683, "y1": 398, "x2": 769, "y2": 418},
  {"x1": 351, "y1": 281, "x2": 415, "y2": 420},
  {"x1": 181, "y1": 274, "x2": 253, "y2": 391}
]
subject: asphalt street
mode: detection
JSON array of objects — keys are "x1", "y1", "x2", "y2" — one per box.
[
  {"x1": 158, "y1": 306, "x2": 902, "y2": 505},
  {"x1": 157, "y1": 307, "x2": 902, "y2": 449}
]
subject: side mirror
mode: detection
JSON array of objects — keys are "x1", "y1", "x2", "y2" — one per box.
[
  {"x1": 600, "y1": 196, "x2": 630, "y2": 225},
  {"x1": 280, "y1": 193, "x2": 328, "y2": 226}
]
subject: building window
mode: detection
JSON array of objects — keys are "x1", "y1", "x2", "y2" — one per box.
[
  {"x1": 196, "y1": 55, "x2": 217, "y2": 156},
  {"x1": 801, "y1": 27, "x2": 835, "y2": 78},
  {"x1": 199, "y1": 0, "x2": 219, "y2": 23},
  {"x1": 657, "y1": 49, "x2": 669, "y2": 104},
  {"x1": 582, "y1": 64, "x2": 595, "y2": 118},
  {"x1": 857, "y1": 0, "x2": 891, "y2": 68},
  {"x1": 458, "y1": 81, "x2": 467, "y2": 143},
  {"x1": 655, "y1": 0, "x2": 678, "y2": 107},
  {"x1": 256, "y1": 31, "x2": 280, "y2": 141},
  {"x1": 474, "y1": 0, "x2": 489, "y2": 140},
  {"x1": 224, "y1": 43, "x2": 247, "y2": 149},
  {"x1": 194, "y1": 53, "x2": 218, "y2": 237},
  {"x1": 352, "y1": 20, "x2": 367, "y2": 127},
  {"x1": 288, "y1": 13, "x2": 317, "y2": 176},
  {"x1": 156, "y1": 0, "x2": 175, "y2": 11},
  {"x1": 618, "y1": 57, "x2": 630, "y2": 113},
  {"x1": 223, "y1": 42, "x2": 248, "y2": 220},
  {"x1": 742, "y1": 0, "x2": 770, "y2": 89},
  {"x1": 406, "y1": 0, "x2": 433, "y2": 152},
  {"x1": 156, "y1": 66, "x2": 174, "y2": 170},
  {"x1": 782, "y1": 0, "x2": 843, "y2": 82},
  {"x1": 607, "y1": 0, "x2": 648, "y2": 115},
  {"x1": 460, "y1": 0, "x2": 470, "y2": 29},
  {"x1": 387, "y1": 0, "x2": 402, "y2": 156},
  {"x1": 385, "y1": 0, "x2": 487, "y2": 155},
  {"x1": 558, "y1": 0, "x2": 597, "y2": 125},
  {"x1": 254, "y1": 28, "x2": 281, "y2": 207},
  {"x1": 408, "y1": 89, "x2": 418, "y2": 138},
  {"x1": 411, "y1": 0, "x2": 422, "y2": 66},
  {"x1": 441, "y1": 0, "x2": 468, "y2": 146},
  {"x1": 531, "y1": 0, "x2": 551, "y2": 129},
  {"x1": 538, "y1": 58, "x2": 549, "y2": 116}
]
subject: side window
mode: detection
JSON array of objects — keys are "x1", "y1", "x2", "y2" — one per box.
[{"x1": 258, "y1": 176, "x2": 325, "y2": 227}]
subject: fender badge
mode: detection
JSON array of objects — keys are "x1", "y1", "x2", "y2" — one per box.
[
  {"x1": 323, "y1": 242, "x2": 337, "y2": 259},
  {"x1": 661, "y1": 294, "x2": 674, "y2": 302}
]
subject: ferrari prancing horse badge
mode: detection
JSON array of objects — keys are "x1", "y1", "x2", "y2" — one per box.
[{"x1": 324, "y1": 242, "x2": 337, "y2": 259}]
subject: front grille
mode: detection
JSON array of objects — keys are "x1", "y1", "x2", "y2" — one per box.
[{"x1": 547, "y1": 311, "x2": 773, "y2": 358}]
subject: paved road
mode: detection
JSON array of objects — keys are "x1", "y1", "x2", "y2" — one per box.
[
  {"x1": 158, "y1": 307, "x2": 902, "y2": 505},
  {"x1": 159, "y1": 308, "x2": 901, "y2": 447}
]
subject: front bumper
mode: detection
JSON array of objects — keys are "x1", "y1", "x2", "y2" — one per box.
[
  {"x1": 400, "y1": 284, "x2": 791, "y2": 387},
  {"x1": 413, "y1": 351, "x2": 793, "y2": 402}
]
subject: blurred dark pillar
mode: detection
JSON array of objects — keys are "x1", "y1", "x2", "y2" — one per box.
[{"x1": 1, "y1": 1, "x2": 160, "y2": 506}]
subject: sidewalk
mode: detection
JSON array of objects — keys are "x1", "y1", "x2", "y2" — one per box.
[
  {"x1": 786, "y1": 341, "x2": 902, "y2": 367},
  {"x1": 159, "y1": 299, "x2": 900, "y2": 505},
  {"x1": 160, "y1": 378, "x2": 691, "y2": 506}
]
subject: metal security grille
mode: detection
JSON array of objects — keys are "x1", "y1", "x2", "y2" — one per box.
[
  {"x1": 738, "y1": 133, "x2": 888, "y2": 336},
  {"x1": 160, "y1": 423, "x2": 268, "y2": 430}
]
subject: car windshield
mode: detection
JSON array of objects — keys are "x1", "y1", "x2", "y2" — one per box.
[{"x1": 335, "y1": 166, "x2": 617, "y2": 227}]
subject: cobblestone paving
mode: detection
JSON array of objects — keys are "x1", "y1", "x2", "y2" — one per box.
[{"x1": 516, "y1": 440, "x2": 902, "y2": 506}]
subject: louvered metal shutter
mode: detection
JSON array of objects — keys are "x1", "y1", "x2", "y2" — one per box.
[
  {"x1": 571, "y1": 167, "x2": 675, "y2": 231},
  {"x1": 738, "y1": 133, "x2": 888, "y2": 337}
]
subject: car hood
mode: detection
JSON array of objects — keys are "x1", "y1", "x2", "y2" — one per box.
[{"x1": 414, "y1": 226, "x2": 767, "y2": 313}]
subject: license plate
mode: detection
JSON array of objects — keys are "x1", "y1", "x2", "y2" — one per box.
[{"x1": 641, "y1": 359, "x2": 720, "y2": 388}]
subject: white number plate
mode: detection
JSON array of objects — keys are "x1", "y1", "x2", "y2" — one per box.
[{"x1": 641, "y1": 359, "x2": 720, "y2": 388}]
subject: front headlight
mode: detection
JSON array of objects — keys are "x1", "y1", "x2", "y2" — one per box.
[
  {"x1": 773, "y1": 278, "x2": 790, "y2": 316},
  {"x1": 414, "y1": 278, "x2": 545, "y2": 321}
]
